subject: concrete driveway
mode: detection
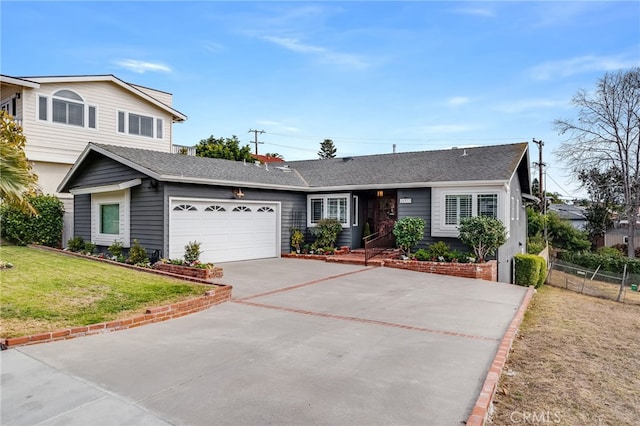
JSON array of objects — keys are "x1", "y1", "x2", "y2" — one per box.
[{"x1": 1, "y1": 258, "x2": 528, "y2": 425}]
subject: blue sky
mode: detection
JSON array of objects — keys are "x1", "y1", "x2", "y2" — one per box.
[{"x1": 2, "y1": 1, "x2": 639, "y2": 198}]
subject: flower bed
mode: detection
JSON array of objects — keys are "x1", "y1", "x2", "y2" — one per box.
[
  {"x1": 383, "y1": 259, "x2": 497, "y2": 281},
  {"x1": 154, "y1": 262, "x2": 223, "y2": 280}
]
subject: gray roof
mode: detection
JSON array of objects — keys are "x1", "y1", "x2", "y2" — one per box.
[
  {"x1": 89, "y1": 144, "x2": 309, "y2": 189},
  {"x1": 548, "y1": 204, "x2": 587, "y2": 221},
  {"x1": 285, "y1": 143, "x2": 528, "y2": 187},
  {"x1": 60, "y1": 142, "x2": 529, "y2": 192}
]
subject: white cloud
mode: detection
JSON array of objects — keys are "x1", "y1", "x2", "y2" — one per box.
[
  {"x1": 529, "y1": 53, "x2": 640, "y2": 81},
  {"x1": 114, "y1": 59, "x2": 171, "y2": 74},
  {"x1": 262, "y1": 35, "x2": 370, "y2": 69},
  {"x1": 203, "y1": 42, "x2": 224, "y2": 53},
  {"x1": 453, "y1": 7, "x2": 496, "y2": 18},
  {"x1": 447, "y1": 96, "x2": 471, "y2": 107}
]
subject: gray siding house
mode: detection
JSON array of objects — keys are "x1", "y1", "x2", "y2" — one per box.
[{"x1": 58, "y1": 142, "x2": 531, "y2": 283}]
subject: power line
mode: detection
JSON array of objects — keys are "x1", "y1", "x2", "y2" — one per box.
[
  {"x1": 265, "y1": 131, "x2": 528, "y2": 145},
  {"x1": 546, "y1": 172, "x2": 575, "y2": 198}
]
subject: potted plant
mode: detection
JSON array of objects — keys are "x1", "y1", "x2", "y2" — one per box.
[{"x1": 291, "y1": 229, "x2": 304, "y2": 254}]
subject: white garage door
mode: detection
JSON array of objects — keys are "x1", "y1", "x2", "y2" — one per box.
[{"x1": 170, "y1": 199, "x2": 280, "y2": 263}]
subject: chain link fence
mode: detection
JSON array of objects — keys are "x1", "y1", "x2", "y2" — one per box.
[{"x1": 547, "y1": 259, "x2": 640, "y2": 305}]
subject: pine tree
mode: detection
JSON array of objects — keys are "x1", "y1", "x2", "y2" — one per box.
[{"x1": 318, "y1": 139, "x2": 337, "y2": 159}]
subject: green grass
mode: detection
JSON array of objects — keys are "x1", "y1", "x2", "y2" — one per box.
[{"x1": 0, "y1": 246, "x2": 211, "y2": 338}]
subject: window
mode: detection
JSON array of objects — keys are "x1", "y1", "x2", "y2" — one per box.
[
  {"x1": 37, "y1": 90, "x2": 96, "y2": 128},
  {"x1": 445, "y1": 194, "x2": 472, "y2": 225},
  {"x1": 91, "y1": 190, "x2": 130, "y2": 247},
  {"x1": 311, "y1": 198, "x2": 324, "y2": 223},
  {"x1": 307, "y1": 194, "x2": 350, "y2": 227},
  {"x1": 232, "y1": 206, "x2": 251, "y2": 212},
  {"x1": 433, "y1": 188, "x2": 504, "y2": 238},
  {"x1": 477, "y1": 194, "x2": 498, "y2": 218},
  {"x1": 205, "y1": 205, "x2": 226, "y2": 212},
  {"x1": 88, "y1": 106, "x2": 97, "y2": 129},
  {"x1": 156, "y1": 118, "x2": 163, "y2": 139},
  {"x1": 100, "y1": 204, "x2": 120, "y2": 234},
  {"x1": 38, "y1": 96, "x2": 47, "y2": 121},
  {"x1": 257, "y1": 206, "x2": 275, "y2": 212},
  {"x1": 118, "y1": 111, "x2": 163, "y2": 138},
  {"x1": 52, "y1": 90, "x2": 84, "y2": 126}
]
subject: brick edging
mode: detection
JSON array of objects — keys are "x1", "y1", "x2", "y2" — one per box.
[
  {"x1": 28, "y1": 245, "x2": 223, "y2": 285},
  {"x1": 1, "y1": 286, "x2": 232, "y2": 350},
  {"x1": 465, "y1": 286, "x2": 536, "y2": 426}
]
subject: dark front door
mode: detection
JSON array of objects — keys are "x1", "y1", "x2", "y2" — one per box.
[{"x1": 366, "y1": 191, "x2": 397, "y2": 234}]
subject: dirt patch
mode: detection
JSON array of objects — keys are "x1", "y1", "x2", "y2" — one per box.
[{"x1": 490, "y1": 286, "x2": 640, "y2": 425}]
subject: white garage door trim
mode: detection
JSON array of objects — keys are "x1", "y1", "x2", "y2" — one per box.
[{"x1": 169, "y1": 197, "x2": 281, "y2": 263}]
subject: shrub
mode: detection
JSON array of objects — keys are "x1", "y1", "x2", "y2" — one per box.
[
  {"x1": 127, "y1": 239, "x2": 149, "y2": 265},
  {"x1": 427, "y1": 241, "x2": 450, "y2": 259},
  {"x1": 527, "y1": 236, "x2": 546, "y2": 255},
  {"x1": 597, "y1": 246, "x2": 624, "y2": 258},
  {"x1": 67, "y1": 236, "x2": 85, "y2": 252},
  {"x1": 0, "y1": 194, "x2": 64, "y2": 247},
  {"x1": 290, "y1": 229, "x2": 304, "y2": 252},
  {"x1": 310, "y1": 218, "x2": 343, "y2": 249},
  {"x1": 184, "y1": 241, "x2": 202, "y2": 263},
  {"x1": 107, "y1": 240, "x2": 124, "y2": 258},
  {"x1": 458, "y1": 216, "x2": 506, "y2": 262},
  {"x1": 83, "y1": 242, "x2": 96, "y2": 255},
  {"x1": 393, "y1": 217, "x2": 426, "y2": 255},
  {"x1": 514, "y1": 254, "x2": 545, "y2": 287},
  {"x1": 413, "y1": 248, "x2": 430, "y2": 261}
]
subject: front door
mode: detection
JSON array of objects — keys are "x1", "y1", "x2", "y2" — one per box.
[{"x1": 366, "y1": 191, "x2": 397, "y2": 234}]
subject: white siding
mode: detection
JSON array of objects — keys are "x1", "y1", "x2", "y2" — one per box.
[
  {"x1": 22, "y1": 81, "x2": 174, "y2": 165},
  {"x1": 130, "y1": 84, "x2": 173, "y2": 106}
]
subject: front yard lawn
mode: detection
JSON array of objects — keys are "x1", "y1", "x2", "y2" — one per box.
[{"x1": 0, "y1": 246, "x2": 211, "y2": 338}]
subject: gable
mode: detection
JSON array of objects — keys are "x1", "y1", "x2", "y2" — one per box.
[{"x1": 63, "y1": 151, "x2": 148, "y2": 191}]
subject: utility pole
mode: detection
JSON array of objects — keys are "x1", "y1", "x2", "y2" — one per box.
[
  {"x1": 248, "y1": 129, "x2": 265, "y2": 155},
  {"x1": 533, "y1": 138, "x2": 547, "y2": 242}
]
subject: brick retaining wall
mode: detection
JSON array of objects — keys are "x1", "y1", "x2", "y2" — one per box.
[
  {"x1": 383, "y1": 259, "x2": 497, "y2": 281},
  {"x1": 1, "y1": 286, "x2": 232, "y2": 349}
]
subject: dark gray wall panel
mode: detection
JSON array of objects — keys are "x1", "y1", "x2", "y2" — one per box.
[
  {"x1": 129, "y1": 179, "x2": 165, "y2": 255},
  {"x1": 73, "y1": 194, "x2": 91, "y2": 240},
  {"x1": 66, "y1": 155, "x2": 145, "y2": 189},
  {"x1": 397, "y1": 188, "x2": 434, "y2": 250}
]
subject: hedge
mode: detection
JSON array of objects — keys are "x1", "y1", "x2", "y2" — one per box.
[
  {"x1": 0, "y1": 194, "x2": 64, "y2": 247},
  {"x1": 514, "y1": 254, "x2": 547, "y2": 288}
]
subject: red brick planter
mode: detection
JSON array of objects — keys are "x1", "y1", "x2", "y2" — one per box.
[
  {"x1": 383, "y1": 259, "x2": 497, "y2": 281},
  {"x1": 154, "y1": 263, "x2": 223, "y2": 280}
]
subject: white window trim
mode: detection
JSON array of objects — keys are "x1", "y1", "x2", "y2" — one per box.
[
  {"x1": 352, "y1": 195, "x2": 359, "y2": 227},
  {"x1": 91, "y1": 189, "x2": 131, "y2": 247},
  {"x1": 432, "y1": 187, "x2": 508, "y2": 238},
  {"x1": 117, "y1": 109, "x2": 164, "y2": 139},
  {"x1": 36, "y1": 89, "x2": 97, "y2": 130},
  {"x1": 307, "y1": 193, "x2": 351, "y2": 228}
]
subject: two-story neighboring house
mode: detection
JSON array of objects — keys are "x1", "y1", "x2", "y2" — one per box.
[{"x1": 0, "y1": 74, "x2": 186, "y2": 242}]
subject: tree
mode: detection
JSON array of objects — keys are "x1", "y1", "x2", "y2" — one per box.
[
  {"x1": 458, "y1": 216, "x2": 506, "y2": 262},
  {"x1": 392, "y1": 217, "x2": 426, "y2": 255},
  {"x1": 0, "y1": 110, "x2": 38, "y2": 214},
  {"x1": 554, "y1": 68, "x2": 640, "y2": 257},
  {"x1": 195, "y1": 135, "x2": 253, "y2": 162},
  {"x1": 318, "y1": 139, "x2": 337, "y2": 159},
  {"x1": 577, "y1": 167, "x2": 623, "y2": 243},
  {"x1": 265, "y1": 153, "x2": 284, "y2": 160}
]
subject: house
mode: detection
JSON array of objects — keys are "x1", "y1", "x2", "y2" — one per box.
[
  {"x1": 548, "y1": 203, "x2": 587, "y2": 230},
  {"x1": 0, "y1": 74, "x2": 186, "y2": 242},
  {"x1": 58, "y1": 142, "x2": 531, "y2": 283}
]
